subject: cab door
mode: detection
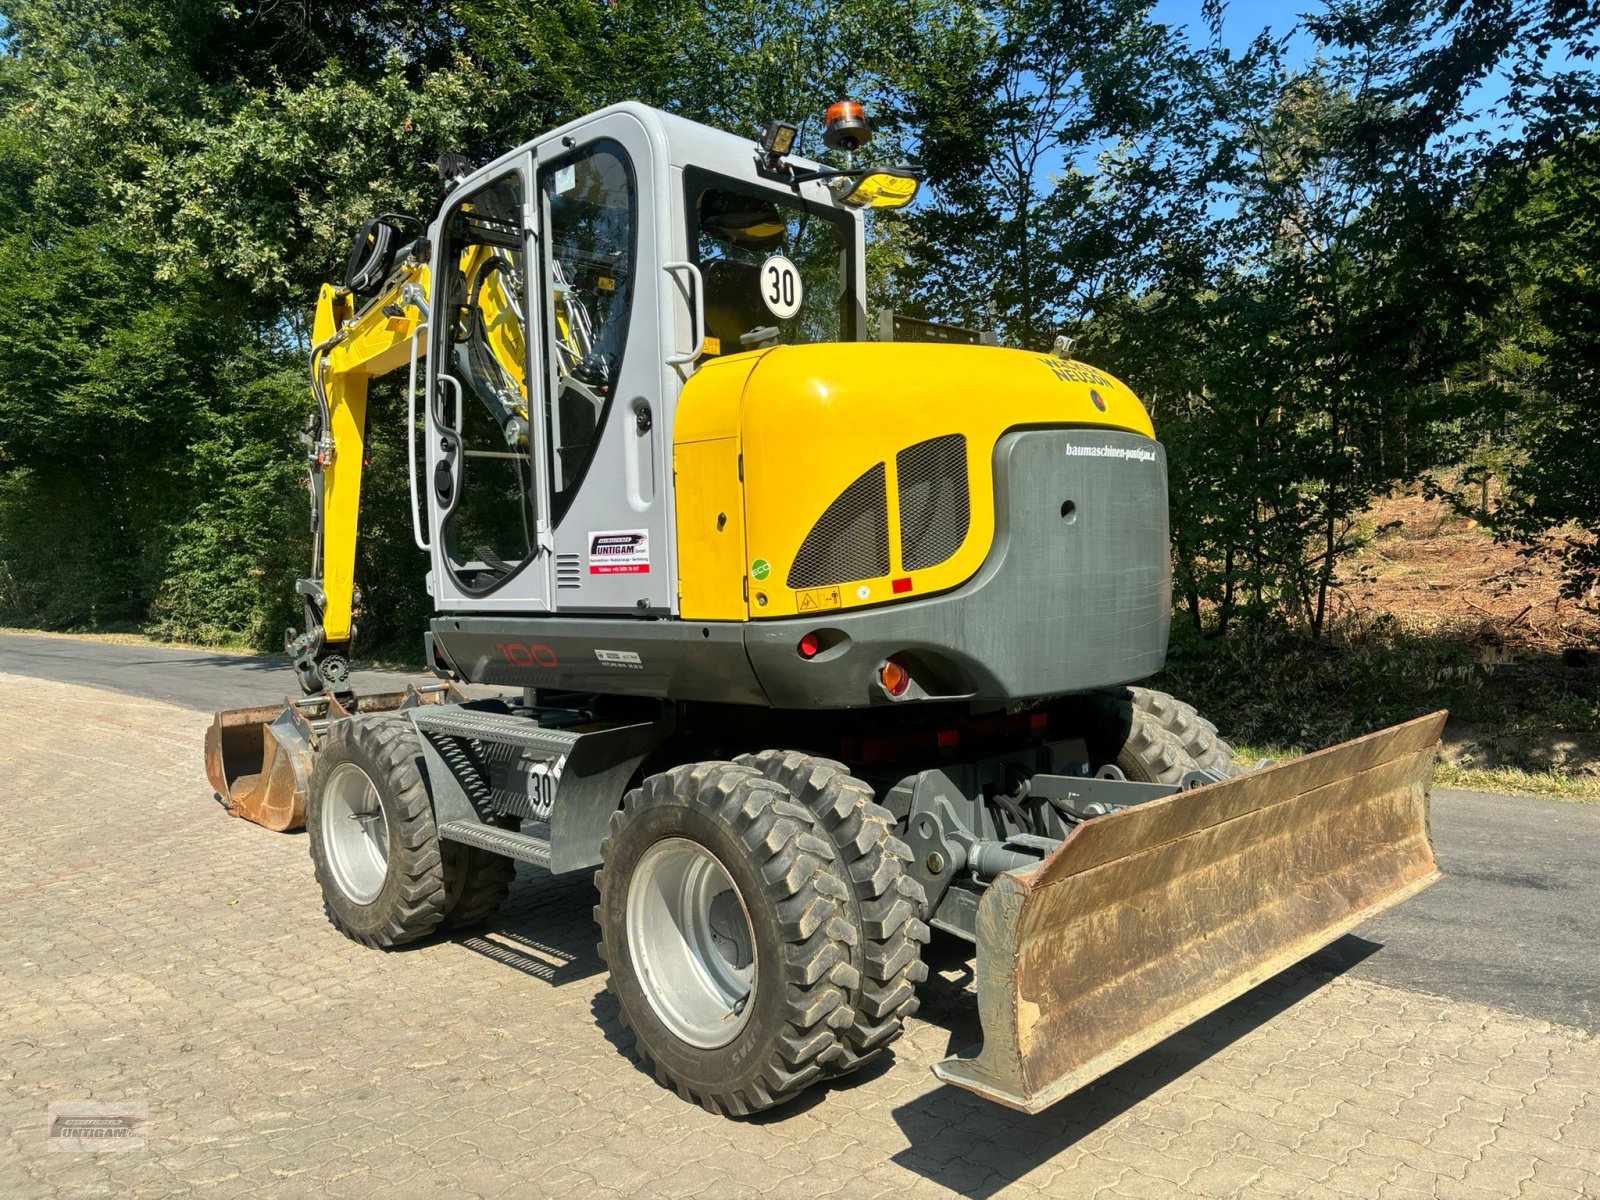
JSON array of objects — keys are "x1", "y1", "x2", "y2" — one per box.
[
  {"x1": 530, "y1": 113, "x2": 674, "y2": 614},
  {"x1": 425, "y1": 156, "x2": 553, "y2": 614}
]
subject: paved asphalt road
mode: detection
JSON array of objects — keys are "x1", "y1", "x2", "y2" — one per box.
[
  {"x1": 3, "y1": 628, "x2": 1595, "y2": 1033},
  {"x1": 0, "y1": 630, "x2": 448, "y2": 711}
]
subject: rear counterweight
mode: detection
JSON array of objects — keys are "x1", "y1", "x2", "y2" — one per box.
[{"x1": 744, "y1": 428, "x2": 1172, "y2": 707}]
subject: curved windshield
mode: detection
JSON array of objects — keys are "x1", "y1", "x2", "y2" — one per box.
[{"x1": 685, "y1": 169, "x2": 855, "y2": 355}]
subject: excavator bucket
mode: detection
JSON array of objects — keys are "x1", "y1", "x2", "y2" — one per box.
[
  {"x1": 934, "y1": 711, "x2": 1446, "y2": 1112},
  {"x1": 204, "y1": 683, "x2": 466, "y2": 831}
]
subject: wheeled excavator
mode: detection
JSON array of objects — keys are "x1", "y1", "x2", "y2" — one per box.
[{"x1": 205, "y1": 100, "x2": 1444, "y2": 1115}]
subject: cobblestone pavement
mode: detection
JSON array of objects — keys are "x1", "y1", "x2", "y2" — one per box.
[{"x1": 2, "y1": 672, "x2": 1596, "y2": 1200}]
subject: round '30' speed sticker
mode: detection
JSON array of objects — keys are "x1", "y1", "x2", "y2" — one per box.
[{"x1": 760, "y1": 255, "x2": 803, "y2": 320}]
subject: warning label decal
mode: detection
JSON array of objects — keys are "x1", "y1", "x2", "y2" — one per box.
[
  {"x1": 796, "y1": 586, "x2": 841, "y2": 613},
  {"x1": 588, "y1": 530, "x2": 650, "y2": 575}
]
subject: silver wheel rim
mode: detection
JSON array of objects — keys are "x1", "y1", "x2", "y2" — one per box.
[
  {"x1": 625, "y1": 837, "x2": 757, "y2": 1049},
  {"x1": 321, "y1": 762, "x2": 391, "y2": 905}
]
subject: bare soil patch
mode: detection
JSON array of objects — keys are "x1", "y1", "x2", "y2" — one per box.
[
  {"x1": 1343, "y1": 491, "x2": 1599, "y2": 777},
  {"x1": 1344, "y1": 492, "x2": 1599, "y2": 654}
]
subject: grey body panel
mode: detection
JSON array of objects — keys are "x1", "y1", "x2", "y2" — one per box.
[
  {"x1": 744, "y1": 428, "x2": 1171, "y2": 707},
  {"x1": 534, "y1": 109, "x2": 676, "y2": 617},
  {"x1": 429, "y1": 614, "x2": 769, "y2": 705},
  {"x1": 412, "y1": 703, "x2": 672, "y2": 872},
  {"x1": 430, "y1": 428, "x2": 1170, "y2": 709}
]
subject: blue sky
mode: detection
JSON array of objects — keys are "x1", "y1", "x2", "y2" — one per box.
[
  {"x1": 1151, "y1": 0, "x2": 1320, "y2": 58},
  {"x1": 1150, "y1": 0, "x2": 1589, "y2": 136}
]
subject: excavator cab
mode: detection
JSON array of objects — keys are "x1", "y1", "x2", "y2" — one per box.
[
  {"x1": 400, "y1": 107, "x2": 878, "y2": 628},
  {"x1": 206, "y1": 101, "x2": 1444, "y2": 1119}
]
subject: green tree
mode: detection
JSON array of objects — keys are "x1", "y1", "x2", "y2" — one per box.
[
  {"x1": 2, "y1": 0, "x2": 1595, "y2": 652},
  {"x1": 1310, "y1": 0, "x2": 1600, "y2": 610},
  {"x1": 0, "y1": 0, "x2": 975, "y2": 649},
  {"x1": 1485, "y1": 138, "x2": 1600, "y2": 608}
]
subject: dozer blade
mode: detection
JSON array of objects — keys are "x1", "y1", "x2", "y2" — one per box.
[
  {"x1": 204, "y1": 683, "x2": 466, "y2": 831},
  {"x1": 933, "y1": 711, "x2": 1446, "y2": 1113}
]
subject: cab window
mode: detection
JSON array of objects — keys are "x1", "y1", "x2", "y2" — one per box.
[
  {"x1": 686, "y1": 168, "x2": 855, "y2": 355},
  {"x1": 436, "y1": 170, "x2": 535, "y2": 595}
]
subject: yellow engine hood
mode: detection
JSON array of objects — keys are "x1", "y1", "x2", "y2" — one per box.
[{"x1": 673, "y1": 342, "x2": 1155, "y2": 620}]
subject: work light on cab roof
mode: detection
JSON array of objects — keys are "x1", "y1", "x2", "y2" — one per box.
[{"x1": 759, "y1": 99, "x2": 923, "y2": 211}]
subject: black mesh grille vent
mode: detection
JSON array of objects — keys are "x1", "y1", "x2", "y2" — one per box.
[
  {"x1": 897, "y1": 434, "x2": 969, "y2": 571},
  {"x1": 786, "y1": 462, "x2": 890, "y2": 589}
]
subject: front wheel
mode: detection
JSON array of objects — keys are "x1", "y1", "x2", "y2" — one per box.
[
  {"x1": 305, "y1": 715, "x2": 450, "y2": 948},
  {"x1": 595, "y1": 762, "x2": 861, "y2": 1115},
  {"x1": 736, "y1": 750, "x2": 929, "y2": 1074}
]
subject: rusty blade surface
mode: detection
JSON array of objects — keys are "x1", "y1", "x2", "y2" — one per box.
[
  {"x1": 932, "y1": 711, "x2": 1447, "y2": 1113},
  {"x1": 204, "y1": 684, "x2": 465, "y2": 832}
]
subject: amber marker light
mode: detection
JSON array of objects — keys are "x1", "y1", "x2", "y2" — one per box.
[{"x1": 879, "y1": 659, "x2": 910, "y2": 697}]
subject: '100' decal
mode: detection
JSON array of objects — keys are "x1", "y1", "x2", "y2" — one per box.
[{"x1": 496, "y1": 642, "x2": 558, "y2": 668}]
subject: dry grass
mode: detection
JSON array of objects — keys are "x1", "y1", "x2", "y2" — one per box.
[
  {"x1": 1165, "y1": 486, "x2": 1598, "y2": 800},
  {"x1": 1432, "y1": 762, "x2": 1600, "y2": 802}
]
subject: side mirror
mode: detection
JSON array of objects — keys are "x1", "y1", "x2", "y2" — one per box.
[
  {"x1": 343, "y1": 214, "x2": 422, "y2": 293},
  {"x1": 344, "y1": 217, "x2": 398, "y2": 292},
  {"x1": 834, "y1": 167, "x2": 921, "y2": 210}
]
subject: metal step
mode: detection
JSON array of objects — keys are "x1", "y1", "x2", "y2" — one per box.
[
  {"x1": 411, "y1": 707, "x2": 582, "y2": 758},
  {"x1": 436, "y1": 820, "x2": 552, "y2": 870}
]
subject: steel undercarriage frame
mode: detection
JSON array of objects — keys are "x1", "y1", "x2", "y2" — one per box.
[{"x1": 403, "y1": 692, "x2": 1222, "y2": 939}]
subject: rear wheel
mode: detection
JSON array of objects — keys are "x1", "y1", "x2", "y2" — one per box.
[
  {"x1": 441, "y1": 843, "x2": 518, "y2": 930},
  {"x1": 1127, "y1": 686, "x2": 1239, "y2": 775},
  {"x1": 306, "y1": 715, "x2": 450, "y2": 948},
  {"x1": 737, "y1": 750, "x2": 929, "y2": 1073},
  {"x1": 1082, "y1": 687, "x2": 1239, "y2": 784},
  {"x1": 595, "y1": 762, "x2": 860, "y2": 1115},
  {"x1": 430, "y1": 734, "x2": 518, "y2": 931}
]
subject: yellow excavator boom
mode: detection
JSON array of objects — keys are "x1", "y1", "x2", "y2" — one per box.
[{"x1": 306, "y1": 239, "x2": 527, "y2": 650}]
